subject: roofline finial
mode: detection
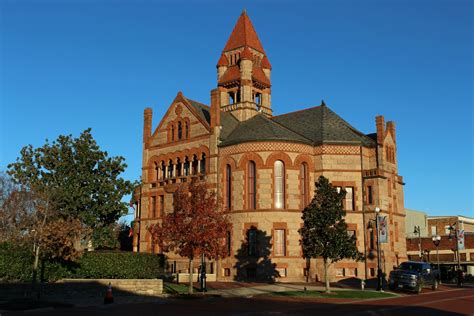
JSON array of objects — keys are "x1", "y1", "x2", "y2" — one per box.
[
  {"x1": 321, "y1": 99, "x2": 326, "y2": 106},
  {"x1": 242, "y1": 8, "x2": 247, "y2": 15}
]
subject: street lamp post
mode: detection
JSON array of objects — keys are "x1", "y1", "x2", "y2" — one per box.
[
  {"x1": 200, "y1": 252, "x2": 207, "y2": 292},
  {"x1": 414, "y1": 226, "x2": 422, "y2": 259},
  {"x1": 432, "y1": 234, "x2": 441, "y2": 284},
  {"x1": 368, "y1": 207, "x2": 383, "y2": 292},
  {"x1": 447, "y1": 223, "x2": 462, "y2": 286}
]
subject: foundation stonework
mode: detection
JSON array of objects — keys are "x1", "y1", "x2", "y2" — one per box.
[{"x1": 133, "y1": 11, "x2": 407, "y2": 283}]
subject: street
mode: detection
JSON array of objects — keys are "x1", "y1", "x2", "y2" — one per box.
[{"x1": 5, "y1": 285, "x2": 473, "y2": 316}]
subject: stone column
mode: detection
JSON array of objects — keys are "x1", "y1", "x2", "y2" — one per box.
[{"x1": 197, "y1": 159, "x2": 202, "y2": 175}]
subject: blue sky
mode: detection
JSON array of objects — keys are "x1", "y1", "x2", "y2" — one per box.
[{"x1": 1, "y1": 0, "x2": 472, "y2": 222}]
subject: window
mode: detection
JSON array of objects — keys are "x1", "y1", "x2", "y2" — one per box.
[
  {"x1": 151, "y1": 196, "x2": 156, "y2": 218},
  {"x1": 347, "y1": 268, "x2": 357, "y2": 277},
  {"x1": 248, "y1": 229, "x2": 257, "y2": 256},
  {"x1": 248, "y1": 161, "x2": 256, "y2": 209},
  {"x1": 274, "y1": 160, "x2": 285, "y2": 209},
  {"x1": 171, "y1": 124, "x2": 175, "y2": 141},
  {"x1": 168, "y1": 161, "x2": 173, "y2": 178},
  {"x1": 367, "y1": 185, "x2": 373, "y2": 204},
  {"x1": 347, "y1": 230, "x2": 356, "y2": 239},
  {"x1": 177, "y1": 121, "x2": 182, "y2": 140},
  {"x1": 336, "y1": 268, "x2": 345, "y2": 277},
  {"x1": 200, "y1": 154, "x2": 206, "y2": 174},
  {"x1": 369, "y1": 229, "x2": 374, "y2": 250},
  {"x1": 274, "y1": 229, "x2": 286, "y2": 256},
  {"x1": 345, "y1": 187, "x2": 354, "y2": 211},
  {"x1": 431, "y1": 226, "x2": 437, "y2": 236},
  {"x1": 185, "y1": 121, "x2": 189, "y2": 138},
  {"x1": 276, "y1": 268, "x2": 287, "y2": 278},
  {"x1": 159, "y1": 195, "x2": 164, "y2": 217},
  {"x1": 226, "y1": 164, "x2": 232, "y2": 210},
  {"x1": 370, "y1": 268, "x2": 375, "y2": 277},
  {"x1": 226, "y1": 231, "x2": 231, "y2": 256},
  {"x1": 300, "y1": 163, "x2": 309, "y2": 207},
  {"x1": 224, "y1": 268, "x2": 231, "y2": 277}
]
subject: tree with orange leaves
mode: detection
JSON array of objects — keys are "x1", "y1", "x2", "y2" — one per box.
[{"x1": 148, "y1": 180, "x2": 230, "y2": 294}]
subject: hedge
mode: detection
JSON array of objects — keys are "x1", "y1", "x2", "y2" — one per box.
[{"x1": 0, "y1": 243, "x2": 166, "y2": 282}]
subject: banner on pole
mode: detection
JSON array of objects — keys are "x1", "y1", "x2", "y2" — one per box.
[
  {"x1": 377, "y1": 215, "x2": 388, "y2": 243},
  {"x1": 458, "y1": 229, "x2": 465, "y2": 250}
]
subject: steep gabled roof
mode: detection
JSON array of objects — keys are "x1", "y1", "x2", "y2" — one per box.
[
  {"x1": 185, "y1": 98, "x2": 211, "y2": 124},
  {"x1": 223, "y1": 11, "x2": 266, "y2": 54},
  {"x1": 272, "y1": 105, "x2": 375, "y2": 147}
]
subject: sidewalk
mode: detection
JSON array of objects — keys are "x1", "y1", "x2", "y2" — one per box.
[{"x1": 208, "y1": 283, "x2": 363, "y2": 297}]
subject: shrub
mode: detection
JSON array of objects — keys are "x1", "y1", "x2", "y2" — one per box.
[{"x1": 0, "y1": 243, "x2": 166, "y2": 282}]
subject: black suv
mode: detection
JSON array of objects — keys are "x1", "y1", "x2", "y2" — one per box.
[{"x1": 388, "y1": 261, "x2": 439, "y2": 294}]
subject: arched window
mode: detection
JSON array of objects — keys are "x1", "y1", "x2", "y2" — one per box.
[
  {"x1": 184, "y1": 157, "x2": 190, "y2": 176},
  {"x1": 177, "y1": 121, "x2": 182, "y2": 140},
  {"x1": 160, "y1": 161, "x2": 166, "y2": 179},
  {"x1": 185, "y1": 121, "x2": 189, "y2": 138},
  {"x1": 154, "y1": 162, "x2": 159, "y2": 181},
  {"x1": 274, "y1": 160, "x2": 285, "y2": 209},
  {"x1": 200, "y1": 154, "x2": 206, "y2": 174},
  {"x1": 171, "y1": 124, "x2": 175, "y2": 142},
  {"x1": 167, "y1": 160, "x2": 173, "y2": 178},
  {"x1": 300, "y1": 163, "x2": 309, "y2": 207},
  {"x1": 226, "y1": 164, "x2": 232, "y2": 210},
  {"x1": 248, "y1": 161, "x2": 256, "y2": 210}
]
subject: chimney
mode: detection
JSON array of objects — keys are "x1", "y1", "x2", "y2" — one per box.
[
  {"x1": 386, "y1": 121, "x2": 396, "y2": 143},
  {"x1": 376, "y1": 115, "x2": 385, "y2": 145},
  {"x1": 210, "y1": 88, "x2": 221, "y2": 129},
  {"x1": 143, "y1": 108, "x2": 152, "y2": 143}
]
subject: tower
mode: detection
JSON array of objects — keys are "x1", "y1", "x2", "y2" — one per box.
[{"x1": 216, "y1": 11, "x2": 272, "y2": 121}]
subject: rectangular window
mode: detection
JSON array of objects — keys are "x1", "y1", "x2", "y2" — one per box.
[
  {"x1": 345, "y1": 187, "x2": 354, "y2": 211},
  {"x1": 336, "y1": 268, "x2": 345, "y2": 277},
  {"x1": 445, "y1": 226, "x2": 451, "y2": 235},
  {"x1": 431, "y1": 226, "x2": 437, "y2": 236},
  {"x1": 367, "y1": 186, "x2": 373, "y2": 204},
  {"x1": 159, "y1": 195, "x2": 164, "y2": 217},
  {"x1": 370, "y1": 268, "x2": 375, "y2": 277},
  {"x1": 151, "y1": 196, "x2": 156, "y2": 218},
  {"x1": 276, "y1": 268, "x2": 287, "y2": 278},
  {"x1": 248, "y1": 229, "x2": 257, "y2": 256},
  {"x1": 395, "y1": 222, "x2": 399, "y2": 242},
  {"x1": 347, "y1": 268, "x2": 357, "y2": 277},
  {"x1": 347, "y1": 230, "x2": 356, "y2": 240},
  {"x1": 226, "y1": 231, "x2": 231, "y2": 257},
  {"x1": 248, "y1": 162, "x2": 256, "y2": 210},
  {"x1": 224, "y1": 268, "x2": 231, "y2": 277},
  {"x1": 274, "y1": 229, "x2": 286, "y2": 256}
]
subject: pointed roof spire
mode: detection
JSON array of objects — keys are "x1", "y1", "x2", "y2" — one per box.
[
  {"x1": 261, "y1": 56, "x2": 272, "y2": 69},
  {"x1": 217, "y1": 53, "x2": 229, "y2": 66},
  {"x1": 223, "y1": 12, "x2": 266, "y2": 53},
  {"x1": 321, "y1": 100, "x2": 326, "y2": 106},
  {"x1": 240, "y1": 46, "x2": 253, "y2": 60}
]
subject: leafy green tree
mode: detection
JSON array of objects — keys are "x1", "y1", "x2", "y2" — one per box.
[
  {"x1": 299, "y1": 176, "x2": 363, "y2": 293},
  {"x1": 7, "y1": 128, "x2": 135, "y2": 249}
]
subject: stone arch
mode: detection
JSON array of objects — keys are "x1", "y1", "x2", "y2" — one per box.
[
  {"x1": 265, "y1": 152, "x2": 293, "y2": 169},
  {"x1": 237, "y1": 152, "x2": 265, "y2": 171}
]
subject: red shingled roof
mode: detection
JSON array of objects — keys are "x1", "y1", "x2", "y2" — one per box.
[
  {"x1": 261, "y1": 56, "x2": 272, "y2": 69},
  {"x1": 241, "y1": 46, "x2": 253, "y2": 60},
  {"x1": 218, "y1": 65, "x2": 240, "y2": 84},
  {"x1": 217, "y1": 53, "x2": 229, "y2": 66},
  {"x1": 252, "y1": 66, "x2": 270, "y2": 86},
  {"x1": 223, "y1": 11, "x2": 266, "y2": 54}
]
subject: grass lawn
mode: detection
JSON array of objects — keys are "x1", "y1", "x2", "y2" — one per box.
[
  {"x1": 268, "y1": 289, "x2": 396, "y2": 299},
  {"x1": 164, "y1": 282, "x2": 212, "y2": 294}
]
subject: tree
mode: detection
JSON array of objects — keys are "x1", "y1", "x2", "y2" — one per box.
[
  {"x1": 0, "y1": 172, "x2": 36, "y2": 244},
  {"x1": 299, "y1": 176, "x2": 363, "y2": 293},
  {"x1": 148, "y1": 180, "x2": 230, "y2": 294},
  {"x1": 7, "y1": 128, "x2": 135, "y2": 248}
]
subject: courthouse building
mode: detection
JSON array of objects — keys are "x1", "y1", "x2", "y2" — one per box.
[{"x1": 132, "y1": 11, "x2": 407, "y2": 282}]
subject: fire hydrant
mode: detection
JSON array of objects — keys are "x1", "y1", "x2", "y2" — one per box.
[{"x1": 361, "y1": 279, "x2": 366, "y2": 290}]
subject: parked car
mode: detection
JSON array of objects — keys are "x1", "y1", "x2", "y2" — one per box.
[{"x1": 388, "y1": 261, "x2": 439, "y2": 294}]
